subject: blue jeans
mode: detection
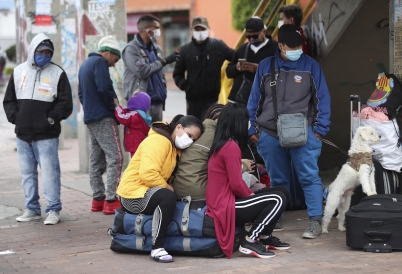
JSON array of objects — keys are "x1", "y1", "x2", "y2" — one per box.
[
  {"x1": 16, "y1": 138, "x2": 62, "y2": 215},
  {"x1": 256, "y1": 127, "x2": 323, "y2": 217}
]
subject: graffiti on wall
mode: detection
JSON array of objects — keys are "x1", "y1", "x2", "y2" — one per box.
[{"x1": 303, "y1": 1, "x2": 346, "y2": 56}]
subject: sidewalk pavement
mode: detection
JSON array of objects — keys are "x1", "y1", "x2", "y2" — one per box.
[{"x1": 0, "y1": 86, "x2": 400, "y2": 274}]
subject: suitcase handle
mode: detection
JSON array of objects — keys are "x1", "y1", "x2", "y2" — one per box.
[{"x1": 364, "y1": 231, "x2": 391, "y2": 242}]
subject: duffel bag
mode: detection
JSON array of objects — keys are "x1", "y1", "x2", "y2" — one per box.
[
  {"x1": 109, "y1": 196, "x2": 243, "y2": 257},
  {"x1": 346, "y1": 194, "x2": 402, "y2": 252}
]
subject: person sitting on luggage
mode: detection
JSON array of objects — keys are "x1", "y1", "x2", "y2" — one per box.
[
  {"x1": 173, "y1": 104, "x2": 224, "y2": 199},
  {"x1": 117, "y1": 115, "x2": 203, "y2": 263},
  {"x1": 206, "y1": 103, "x2": 290, "y2": 259}
]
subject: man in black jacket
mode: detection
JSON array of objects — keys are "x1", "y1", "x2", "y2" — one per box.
[
  {"x1": 226, "y1": 17, "x2": 277, "y2": 104},
  {"x1": 173, "y1": 16, "x2": 234, "y2": 120}
]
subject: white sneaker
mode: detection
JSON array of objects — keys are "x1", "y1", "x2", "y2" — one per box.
[
  {"x1": 16, "y1": 209, "x2": 41, "y2": 222},
  {"x1": 44, "y1": 211, "x2": 60, "y2": 225}
]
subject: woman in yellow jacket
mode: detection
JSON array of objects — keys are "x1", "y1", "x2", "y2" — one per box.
[{"x1": 117, "y1": 114, "x2": 203, "y2": 263}]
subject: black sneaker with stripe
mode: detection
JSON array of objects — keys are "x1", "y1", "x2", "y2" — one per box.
[
  {"x1": 260, "y1": 236, "x2": 290, "y2": 250},
  {"x1": 239, "y1": 238, "x2": 275, "y2": 258}
]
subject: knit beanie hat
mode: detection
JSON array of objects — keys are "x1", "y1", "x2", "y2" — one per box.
[
  {"x1": 98, "y1": 35, "x2": 121, "y2": 58},
  {"x1": 127, "y1": 92, "x2": 151, "y2": 112}
]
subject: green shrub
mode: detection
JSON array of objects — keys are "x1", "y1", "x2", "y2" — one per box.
[
  {"x1": 4, "y1": 67, "x2": 13, "y2": 75},
  {"x1": 5, "y1": 44, "x2": 16, "y2": 63},
  {"x1": 231, "y1": 0, "x2": 279, "y2": 31}
]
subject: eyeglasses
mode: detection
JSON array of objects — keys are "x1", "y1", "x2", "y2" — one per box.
[{"x1": 246, "y1": 34, "x2": 259, "y2": 40}]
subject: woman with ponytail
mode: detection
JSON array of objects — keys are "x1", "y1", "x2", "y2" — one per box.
[{"x1": 117, "y1": 115, "x2": 203, "y2": 263}]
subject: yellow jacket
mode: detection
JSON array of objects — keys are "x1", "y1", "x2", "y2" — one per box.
[{"x1": 117, "y1": 123, "x2": 179, "y2": 199}]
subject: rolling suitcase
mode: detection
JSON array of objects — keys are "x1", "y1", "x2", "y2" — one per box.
[{"x1": 345, "y1": 194, "x2": 402, "y2": 252}]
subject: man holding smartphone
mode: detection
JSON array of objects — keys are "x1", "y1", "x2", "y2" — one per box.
[{"x1": 226, "y1": 17, "x2": 277, "y2": 104}]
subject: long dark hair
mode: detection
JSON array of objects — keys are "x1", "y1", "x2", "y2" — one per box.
[
  {"x1": 169, "y1": 114, "x2": 204, "y2": 134},
  {"x1": 209, "y1": 103, "x2": 249, "y2": 157}
]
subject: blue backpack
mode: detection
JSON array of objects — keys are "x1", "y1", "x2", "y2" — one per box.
[{"x1": 109, "y1": 197, "x2": 243, "y2": 257}]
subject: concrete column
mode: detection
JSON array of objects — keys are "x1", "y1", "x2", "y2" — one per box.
[
  {"x1": 75, "y1": 0, "x2": 128, "y2": 172},
  {"x1": 15, "y1": 0, "x2": 65, "y2": 148},
  {"x1": 394, "y1": 0, "x2": 402, "y2": 79}
]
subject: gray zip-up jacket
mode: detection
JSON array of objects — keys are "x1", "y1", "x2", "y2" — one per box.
[
  {"x1": 122, "y1": 35, "x2": 166, "y2": 101},
  {"x1": 3, "y1": 33, "x2": 73, "y2": 142}
]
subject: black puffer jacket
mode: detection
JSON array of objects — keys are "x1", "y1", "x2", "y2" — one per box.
[{"x1": 173, "y1": 38, "x2": 234, "y2": 103}]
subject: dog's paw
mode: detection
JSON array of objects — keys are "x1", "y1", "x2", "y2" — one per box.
[
  {"x1": 322, "y1": 228, "x2": 329, "y2": 234},
  {"x1": 338, "y1": 226, "x2": 346, "y2": 232}
]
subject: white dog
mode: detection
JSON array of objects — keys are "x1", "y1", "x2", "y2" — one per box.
[{"x1": 322, "y1": 126, "x2": 380, "y2": 233}]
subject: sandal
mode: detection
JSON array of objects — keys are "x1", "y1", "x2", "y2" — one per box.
[{"x1": 150, "y1": 248, "x2": 174, "y2": 263}]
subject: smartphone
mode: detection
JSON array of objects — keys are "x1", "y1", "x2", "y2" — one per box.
[{"x1": 238, "y1": 58, "x2": 246, "y2": 64}]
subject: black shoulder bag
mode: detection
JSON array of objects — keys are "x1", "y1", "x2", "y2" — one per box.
[{"x1": 235, "y1": 44, "x2": 253, "y2": 105}]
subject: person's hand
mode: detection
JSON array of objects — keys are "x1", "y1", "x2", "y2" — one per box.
[
  {"x1": 249, "y1": 193, "x2": 255, "y2": 196},
  {"x1": 236, "y1": 62, "x2": 243, "y2": 71},
  {"x1": 242, "y1": 159, "x2": 255, "y2": 173},
  {"x1": 250, "y1": 134, "x2": 259, "y2": 144},
  {"x1": 163, "y1": 51, "x2": 179, "y2": 65},
  {"x1": 314, "y1": 132, "x2": 323, "y2": 140},
  {"x1": 242, "y1": 62, "x2": 258, "y2": 73},
  {"x1": 114, "y1": 98, "x2": 119, "y2": 107},
  {"x1": 166, "y1": 184, "x2": 174, "y2": 192}
]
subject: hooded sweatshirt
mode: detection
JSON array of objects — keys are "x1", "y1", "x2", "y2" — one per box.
[{"x1": 3, "y1": 33, "x2": 73, "y2": 142}]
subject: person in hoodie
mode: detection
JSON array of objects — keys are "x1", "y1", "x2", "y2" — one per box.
[
  {"x1": 3, "y1": 33, "x2": 73, "y2": 225},
  {"x1": 122, "y1": 15, "x2": 179, "y2": 122},
  {"x1": 117, "y1": 115, "x2": 203, "y2": 263},
  {"x1": 173, "y1": 16, "x2": 235, "y2": 120},
  {"x1": 78, "y1": 35, "x2": 123, "y2": 215},
  {"x1": 114, "y1": 91, "x2": 152, "y2": 157},
  {"x1": 226, "y1": 17, "x2": 277, "y2": 105},
  {"x1": 247, "y1": 24, "x2": 331, "y2": 240}
]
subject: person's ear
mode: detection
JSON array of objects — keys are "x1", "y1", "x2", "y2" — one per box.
[{"x1": 175, "y1": 124, "x2": 182, "y2": 132}]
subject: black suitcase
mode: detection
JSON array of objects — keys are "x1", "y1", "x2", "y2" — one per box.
[{"x1": 345, "y1": 194, "x2": 402, "y2": 252}]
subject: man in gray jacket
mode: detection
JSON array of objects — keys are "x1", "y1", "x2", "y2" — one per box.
[{"x1": 122, "y1": 15, "x2": 178, "y2": 122}]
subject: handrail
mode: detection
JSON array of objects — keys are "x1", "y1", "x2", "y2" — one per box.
[{"x1": 265, "y1": 0, "x2": 286, "y2": 30}]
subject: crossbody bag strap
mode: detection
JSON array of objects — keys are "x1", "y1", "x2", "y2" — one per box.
[
  {"x1": 270, "y1": 57, "x2": 278, "y2": 120},
  {"x1": 242, "y1": 43, "x2": 251, "y2": 81}
]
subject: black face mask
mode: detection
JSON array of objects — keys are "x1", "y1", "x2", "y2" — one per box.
[{"x1": 250, "y1": 41, "x2": 263, "y2": 47}]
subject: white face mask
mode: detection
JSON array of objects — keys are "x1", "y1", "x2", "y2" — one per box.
[
  {"x1": 175, "y1": 130, "x2": 194, "y2": 149},
  {"x1": 193, "y1": 30, "x2": 209, "y2": 41},
  {"x1": 147, "y1": 28, "x2": 161, "y2": 43},
  {"x1": 278, "y1": 20, "x2": 284, "y2": 28}
]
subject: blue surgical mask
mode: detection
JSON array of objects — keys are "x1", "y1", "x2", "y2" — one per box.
[
  {"x1": 285, "y1": 49, "x2": 303, "y2": 61},
  {"x1": 34, "y1": 53, "x2": 52, "y2": 67}
]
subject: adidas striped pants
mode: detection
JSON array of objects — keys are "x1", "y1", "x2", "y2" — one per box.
[{"x1": 235, "y1": 186, "x2": 289, "y2": 240}]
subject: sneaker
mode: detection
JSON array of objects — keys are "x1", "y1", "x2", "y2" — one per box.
[
  {"x1": 302, "y1": 220, "x2": 322, "y2": 239},
  {"x1": 239, "y1": 238, "x2": 275, "y2": 259},
  {"x1": 91, "y1": 197, "x2": 105, "y2": 212},
  {"x1": 273, "y1": 222, "x2": 283, "y2": 232},
  {"x1": 16, "y1": 209, "x2": 41, "y2": 222},
  {"x1": 260, "y1": 236, "x2": 290, "y2": 250},
  {"x1": 103, "y1": 198, "x2": 121, "y2": 215},
  {"x1": 44, "y1": 211, "x2": 60, "y2": 225}
]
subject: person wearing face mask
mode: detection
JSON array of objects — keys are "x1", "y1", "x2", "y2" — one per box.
[
  {"x1": 122, "y1": 15, "x2": 179, "y2": 122},
  {"x1": 3, "y1": 33, "x2": 73, "y2": 225},
  {"x1": 117, "y1": 114, "x2": 203, "y2": 263},
  {"x1": 226, "y1": 17, "x2": 277, "y2": 105},
  {"x1": 278, "y1": 4, "x2": 310, "y2": 55},
  {"x1": 78, "y1": 35, "x2": 123, "y2": 215},
  {"x1": 173, "y1": 16, "x2": 235, "y2": 120},
  {"x1": 247, "y1": 24, "x2": 331, "y2": 240}
]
